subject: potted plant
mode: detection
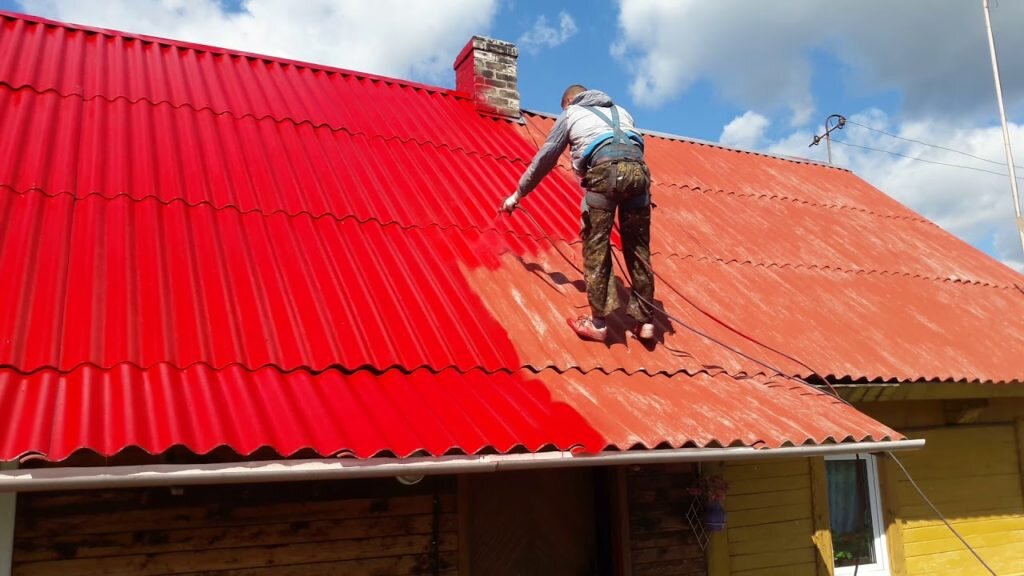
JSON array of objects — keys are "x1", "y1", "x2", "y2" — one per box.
[{"x1": 689, "y1": 474, "x2": 729, "y2": 532}]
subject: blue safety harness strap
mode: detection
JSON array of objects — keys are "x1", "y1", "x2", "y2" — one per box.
[{"x1": 582, "y1": 105, "x2": 644, "y2": 167}]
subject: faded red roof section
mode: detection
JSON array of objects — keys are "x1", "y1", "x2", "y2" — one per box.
[
  {"x1": 521, "y1": 114, "x2": 1024, "y2": 382},
  {"x1": 2, "y1": 10, "x2": 989, "y2": 463}
]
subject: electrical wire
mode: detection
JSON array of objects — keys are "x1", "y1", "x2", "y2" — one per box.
[
  {"x1": 846, "y1": 118, "x2": 1024, "y2": 171},
  {"x1": 832, "y1": 138, "x2": 1021, "y2": 180},
  {"x1": 507, "y1": 202, "x2": 1001, "y2": 575}
]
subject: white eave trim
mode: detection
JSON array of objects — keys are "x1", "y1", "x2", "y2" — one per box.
[{"x1": 1, "y1": 440, "x2": 924, "y2": 492}]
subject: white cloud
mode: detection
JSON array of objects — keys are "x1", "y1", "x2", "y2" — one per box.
[
  {"x1": 614, "y1": 0, "x2": 1024, "y2": 125},
  {"x1": 719, "y1": 111, "x2": 770, "y2": 149},
  {"x1": 518, "y1": 11, "x2": 578, "y2": 54},
  {"x1": 19, "y1": 0, "x2": 499, "y2": 83},
  {"x1": 757, "y1": 111, "x2": 1024, "y2": 272}
]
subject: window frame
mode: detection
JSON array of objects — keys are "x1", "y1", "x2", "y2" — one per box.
[{"x1": 825, "y1": 454, "x2": 891, "y2": 576}]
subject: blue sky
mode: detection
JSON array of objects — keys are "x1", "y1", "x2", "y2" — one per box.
[
  {"x1": 491, "y1": 0, "x2": 905, "y2": 144},
  {"x1": 4, "y1": 0, "x2": 1024, "y2": 269}
]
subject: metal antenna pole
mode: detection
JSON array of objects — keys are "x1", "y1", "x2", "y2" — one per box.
[
  {"x1": 825, "y1": 118, "x2": 833, "y2": 164},
  {"x1": 983, "y1": 0, "x2": 1024, "y2": 254},
  {"x1": 809, "y1": 114, "x2": 846, "y2": 165}
]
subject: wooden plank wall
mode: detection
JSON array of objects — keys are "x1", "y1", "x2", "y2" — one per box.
[
  {"x1": 462, "y1": 468, "x2": 597, "y2": 576},
  {"x1": 859, "y1": 398, "x2": 1024, "y2": 575},
  {"x1": 885, "y1": 425, "x2": 1024, "y2": 576},
  {"x1": 723, "y1": 459, "x2": 817, "y2": 576},
  {"x1": 626, "y1": 463, "x2": 707, "y2": 576},
  {"x1": 13, "y1": 477, "x2": 457, "y2": 576}
]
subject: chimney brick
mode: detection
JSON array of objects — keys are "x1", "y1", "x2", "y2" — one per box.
[{"x1": 454, "y1": 36, "x2": 520, "y2": 119}]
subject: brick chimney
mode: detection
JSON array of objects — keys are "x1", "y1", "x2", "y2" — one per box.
[{"x1": 454, "y1": 36, "x2": 520, "y2": 119}]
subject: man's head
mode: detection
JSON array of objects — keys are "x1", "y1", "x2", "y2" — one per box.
[{"x1": 561, "y1": 84, "x2": 586, "y2": 110}]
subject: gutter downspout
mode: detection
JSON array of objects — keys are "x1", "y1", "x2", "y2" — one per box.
[{"x1": 2, "y1": 440, "x2": 924, "y2": 493}]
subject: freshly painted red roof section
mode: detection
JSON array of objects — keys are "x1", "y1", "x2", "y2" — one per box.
[
  {"x1": 6, "y1": 10, "x2": 1000, "y2": 462},
  {"x1": 2, "y1": 365, "x2": 890, "y2": 462}
]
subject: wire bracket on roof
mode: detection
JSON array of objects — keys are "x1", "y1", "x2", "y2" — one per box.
[{"x1": 809, "y1": 114, "x2": 847, "y2": 165}]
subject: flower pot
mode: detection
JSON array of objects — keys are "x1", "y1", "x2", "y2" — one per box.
[{"x1": 703, "y1": 501, "x2": 727, "y2": 532}]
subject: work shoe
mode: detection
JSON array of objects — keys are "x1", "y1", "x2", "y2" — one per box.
[
  {"x1": 636, "y1": 322, "x2": 656, "y2": 341},
  {"x1": 627, "y1": 322, "x2": 656, "y2": 341},
  {"x1": 568, "y1": 316, "x2": 607, "y2": 342}
]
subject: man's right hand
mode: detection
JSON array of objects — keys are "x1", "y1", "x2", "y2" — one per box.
[{"x1": 501, "y1": 192, "x2": 520, "y2": 214}]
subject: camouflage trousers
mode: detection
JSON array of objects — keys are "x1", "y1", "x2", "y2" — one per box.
[{"x1": 579, "y1": 161, "x2": 655, "y2": 323}]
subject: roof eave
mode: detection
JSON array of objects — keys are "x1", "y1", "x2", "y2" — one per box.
[{"x1": 2, "y1": 439, "x2": 924, "y2": 492}]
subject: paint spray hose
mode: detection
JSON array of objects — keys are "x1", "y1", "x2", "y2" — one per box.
[{"x1": 511, "y1": 205, "x2": 1000, "y2": 576}]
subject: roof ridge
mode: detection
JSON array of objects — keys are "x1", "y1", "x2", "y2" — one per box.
[
  {"x1": 0, "y1": 10, "x2": 465, "y2": 100},
  {"x1": 523, "y1": 109, "x2": 845, "y2": 172}
]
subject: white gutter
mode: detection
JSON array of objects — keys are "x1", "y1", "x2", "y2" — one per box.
[{"x1": 2, "y1": 440, "x2": 924, "y2": 493}]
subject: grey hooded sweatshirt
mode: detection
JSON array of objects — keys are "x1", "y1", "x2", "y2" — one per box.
[{"x1": 516, "y1": 90, "x2": 644, "y2": 202}]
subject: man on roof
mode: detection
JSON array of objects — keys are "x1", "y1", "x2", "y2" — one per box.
[{"x1": 502, "y1": 85, "x2": 655, "y2": 343}]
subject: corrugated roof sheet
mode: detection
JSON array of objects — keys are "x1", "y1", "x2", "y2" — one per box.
[
  {"x1": 17, "y1": 9, "x2": 1022, "y2": 462},
  {"x1": 1, "y1": 364, "x2": 893, "y2": 462}
]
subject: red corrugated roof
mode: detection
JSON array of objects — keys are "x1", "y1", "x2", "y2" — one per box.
[
  {"x1": 16, "y1": 9, "x2": 1021, "y2": 462},
  {"x1": 2, "y1": 365, "x2": 892, "y2": 462}
]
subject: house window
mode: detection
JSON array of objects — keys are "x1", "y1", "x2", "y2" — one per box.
[{"x1": 825, "y1": 454, "x2": 890, "y2": 576}]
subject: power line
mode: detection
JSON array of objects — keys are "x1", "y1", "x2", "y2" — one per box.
[
  {"x1": 846, "y1": 119, "x2": 1024, "y2": 170},
  {"x1": 832, "y1": 138, "x2": 1024, "y2": 180}
]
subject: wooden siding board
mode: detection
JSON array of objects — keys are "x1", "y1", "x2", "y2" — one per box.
[
  {"x1": 456, "y1": 475, "x2": 471, "y2": 576},
  {"x1": 15, "y1": 532, "x2": 458, "y2": 576},
  {"x1": 727, "y1": 519, "x2": 815, "y2": 544},
  {"x1": 13, "y1": 480, "x2": 457, "y2": 576},
  {"x1": 165, "y1": 551, "x2": 460, "y2": 576},
  {"x1": 809, "y1": 457, "x2": 834, "y2": 576},
  {"x1": 626, "y1": 464, "x2": 707, "y2": 576},
  {"x1": 15, "y1": 514, "x2": 457, "y2": 563},
  {"x1": 889, "y1": 425, "x2": 1024, "y2": 576},
  {"x1": 728, "y1": 473, "x2": 811, "y2": 496},
  {"x1": 723, "y1": 459, "x2": 816, "y2": 576},
  {"x1": 732, "y1": 562, "x2": 816, "y2": 576},
  {"x1": 903, "y1": 528, "x2": 1024, "y2": 556},
  {"x1": 1016, "y1": 417, "x2": 1024, "y2": 517},
  {"x1": 902, "y1": 517, "x2": 1024, "y2": 544},
  {"x1": 706, "y1": 462, "x2": 730, "y2": 576},
  {"x1": 464, "y1": 468, "x2": 596, "y2": 576},
  {"x1": 17, "y1": 493, "x2": 452, "y2": 538},
  {"x1": 730, "y1": 547, "x2": 816, "y2": 572},
  {"x1": 879, "y1": 454, "x2": 908, "y2": 576}
]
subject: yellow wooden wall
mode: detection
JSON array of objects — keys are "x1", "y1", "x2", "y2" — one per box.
[
  {"x1": 884, "y1": 425, "x2": 1024, "y2": 576},
  {"x1": 718, "y1": 458, "x2": 818, "y2": 576},
  {"x1": 858, "y1": 399, "x2": 1024, "y2": 575},
  {"x1": 710, "y1": 399, "x2": 1024, "y2": 576}
]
